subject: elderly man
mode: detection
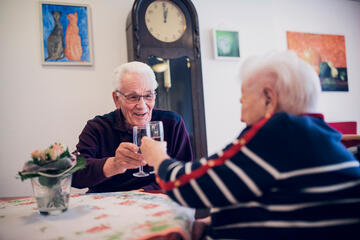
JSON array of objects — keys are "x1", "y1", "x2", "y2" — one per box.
[
  {"x1": 140, "y1": 51, "x2": 360, "y2": 239},
  {"x1": 72, "y1": 61, "x2": 193, "y2": 193}
]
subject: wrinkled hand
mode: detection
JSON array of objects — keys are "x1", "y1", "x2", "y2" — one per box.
[
  {"x1": 103, "y1": 142, "x2": 146, "y2": 177},
  {"x1": 192, "y1": 216, "x2": 211, "y2": 240},
  {"x1": 140, "y1": 137, "x2": 169, "y2": 173}
]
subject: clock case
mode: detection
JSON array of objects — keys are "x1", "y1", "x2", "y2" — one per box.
[{"x1": 126, "y1": 0, "x2": 207, "y2": 160}]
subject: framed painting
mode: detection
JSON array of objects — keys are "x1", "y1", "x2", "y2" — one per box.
[
  {"x1": 40, "y1": 2, "x2": 93, "y2": 65},
  {"x1": 213, "y1": 29, "x2": 240, "y2": 60},
  {"x1": 287, "y1": 31, "x2": 348, "y2": 91}
]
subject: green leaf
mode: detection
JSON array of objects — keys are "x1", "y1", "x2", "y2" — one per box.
[
  {"x1": 66, "y1": 157, "x2": 86, "y2": 175},
  {"x1": 18, "y1": 156, "x2": 86, "y2": 181},
  {"x1": 59, "y1": 148, "x2": 71, "y2": 159},
  {"x1": 18, "y1": 172, "x2": 40, "y2": 181},
  {"x1": 49, "y1": 158, "x2": 73, "y2": 170},
  {"x1": 38, "y1": 176, "x2": 59, "y2": 187}
]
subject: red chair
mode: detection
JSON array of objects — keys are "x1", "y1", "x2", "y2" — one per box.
[{"x1": 327, "y1": 121, "x2": 360, "y2": 148}]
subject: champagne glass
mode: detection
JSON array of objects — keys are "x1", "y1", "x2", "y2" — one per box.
[
  {"x1": 146, "y1": 121, "x2": 164, "y2": 174},
  {"x1": 133, "y1": 126, "x2": 149, "y2": 177},
  {"x1": 146, "y1": 121, "x2": 164, "y2": 142}
]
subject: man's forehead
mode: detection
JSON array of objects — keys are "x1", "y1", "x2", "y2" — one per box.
[
  {"x1": 122, "y1": 72, "x2": 152, "y2": 84},
  {"x1": 123, "y1": 71, "x2": 150, "y2": 80}
]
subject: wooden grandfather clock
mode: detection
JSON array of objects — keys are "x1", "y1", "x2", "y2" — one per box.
[{"x1": 126, "y1": 0, "x2": 207, "y2": 160}]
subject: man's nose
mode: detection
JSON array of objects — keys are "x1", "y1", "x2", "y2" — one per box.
[{"x1": 136, "y1": 96, "x2": 146, "y2": 107}]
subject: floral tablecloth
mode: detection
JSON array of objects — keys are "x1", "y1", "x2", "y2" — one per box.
[{"x1": 0, "y1": 191, "x2": 195, "y2": 240}]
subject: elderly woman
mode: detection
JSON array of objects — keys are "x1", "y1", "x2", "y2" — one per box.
[
  {"x1": 140, "y1": 51, "x2": 360, "y2": 239},
  {"x1": 72, "y1": 61, "x2": 193, "y2": 193}
]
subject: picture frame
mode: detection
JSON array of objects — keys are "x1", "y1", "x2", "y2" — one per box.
[
  {"x1": 213, "y1": 29, "x2": 240, "y2": 60},
  {"x1": 39, "y1": 1, "x2": 93, "y2": 66},
  {"x1": 287, "y1": 31, "x2": 348, "y2": 92}
]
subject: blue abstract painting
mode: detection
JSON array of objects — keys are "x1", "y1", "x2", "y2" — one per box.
[{"x1": 41, "y1": 3, "x2": 92, "y2": 65}]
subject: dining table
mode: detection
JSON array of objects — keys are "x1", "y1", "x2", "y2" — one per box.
[{"x1": 0, "y1": 190, "x2": 195, "y2": 240}]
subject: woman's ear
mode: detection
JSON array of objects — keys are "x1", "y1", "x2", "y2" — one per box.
[{"x1": 263, "y1": 87, "x2": 278, "y2": 113}]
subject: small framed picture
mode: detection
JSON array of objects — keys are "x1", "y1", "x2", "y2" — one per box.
[
  {"x1": 39, "y1": 1, "x2": 93, "y2": 65},
  {"x1": 213, "y1": 29, "x2": 240, "y2": 60}
]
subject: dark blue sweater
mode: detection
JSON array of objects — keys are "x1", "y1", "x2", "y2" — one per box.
[{"x1": 157, "y1": 112, "x2": 360, "y2": 239}]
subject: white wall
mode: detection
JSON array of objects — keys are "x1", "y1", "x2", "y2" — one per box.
[{"x1": 1, "y1": 0, "x2": 359, "y2": 197}]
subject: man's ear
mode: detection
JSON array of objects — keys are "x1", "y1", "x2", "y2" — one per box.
[
  {"x1": 112, "y1": 91, "x2": 121, "y2": 109},
  {"x1": 263, "y1": 87, "x2": 278, "y2": 113}
]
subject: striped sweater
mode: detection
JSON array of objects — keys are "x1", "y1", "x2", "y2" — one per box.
[{"x1": 156, "y1": 112, "x2": 360, "y2": 239}]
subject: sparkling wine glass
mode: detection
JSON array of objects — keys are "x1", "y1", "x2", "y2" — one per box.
[
  {"x1": 146, "y1": 121, "x2": 164, "y2": 175},
  {"x1": 133, "y1": 126, "x2": 149, "y2": 177},
  {"x1": 146, "y1": 121, "x2": 164, "y2": 142}
]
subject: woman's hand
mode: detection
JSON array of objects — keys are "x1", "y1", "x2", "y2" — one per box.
[
  {"x1": 140, "y1": 136, "x2": 169, "y2": 173},
  {"x1": 192, "y1": 216, "x2": 211, "y2": 240}
]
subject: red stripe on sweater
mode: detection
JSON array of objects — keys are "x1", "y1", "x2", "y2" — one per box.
[{"x1": 157, "y1": 113, "x2": 273, "y2": 191}]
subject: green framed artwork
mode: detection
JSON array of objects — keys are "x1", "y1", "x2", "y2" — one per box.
[{"x1": 213, "y1": 29, "x2": 240, "y2": 59}]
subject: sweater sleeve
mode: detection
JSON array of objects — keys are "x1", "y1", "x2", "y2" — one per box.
[
  {"x1": 71, "y1": 120, "x2": 108, "y2": 188},
  {"x1": 155, "y1": 116, "x2": 279, "y2": 209},
  {"x1": 167, "y1": 117, "x2": 194, "y2": 163},
  {"x1": 155, "y1": 141, "x2": 276, "y2": 209}
]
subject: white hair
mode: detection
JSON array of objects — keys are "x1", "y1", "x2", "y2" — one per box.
[
  {"x1": 112, "y1": 61, "x2": 158, "y2": 91},
  {"x1": 239, "y1": 50, "x2": 321, "y2": 114}
]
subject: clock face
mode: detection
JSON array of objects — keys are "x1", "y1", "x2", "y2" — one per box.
[{"x1": 145, "y1": 0, "x2": 187, "y2": 43}]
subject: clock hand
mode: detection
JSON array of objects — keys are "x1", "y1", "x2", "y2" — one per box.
[{"x1": 162, "y1": 3, "x2": 168, "y2": 23}]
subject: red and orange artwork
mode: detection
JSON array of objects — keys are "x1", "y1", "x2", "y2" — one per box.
[
  {"x1": 287, "y1": 31, "x2": 348, "y2": 91},
  {"x1": 65, "y1": 12, "x2": 83, "y2": 61}
]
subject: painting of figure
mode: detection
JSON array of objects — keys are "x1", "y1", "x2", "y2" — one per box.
[
  {"x1": 45, "y1": 11, "x2": 64, "y2": 61},
  {"x1": 65, "y1": 12, "x2": 83, "y2": 61},
  {"x1": 287, "y1": 31, "x2": 348, "y2": 91},
  {"x1": 40, "y1": 2, "x2": 92, "y2": 65}
]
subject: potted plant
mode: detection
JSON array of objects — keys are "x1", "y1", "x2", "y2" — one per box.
[{"x1": 18, "y1": 143, "x2": 86, "y2": 215}]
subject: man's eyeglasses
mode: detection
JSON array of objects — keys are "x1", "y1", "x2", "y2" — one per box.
[{"x1": 116, "y1": 90, "x2": 156, "y2": 104}]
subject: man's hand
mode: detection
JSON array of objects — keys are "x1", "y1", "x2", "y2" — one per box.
[{"x1": 103, "y1": 142, "x2": 146, "y2": 177}]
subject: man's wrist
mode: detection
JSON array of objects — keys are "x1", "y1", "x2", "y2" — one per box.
[{"x1": 103, "y1": 157, "x2": 126, "y2": 177}]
